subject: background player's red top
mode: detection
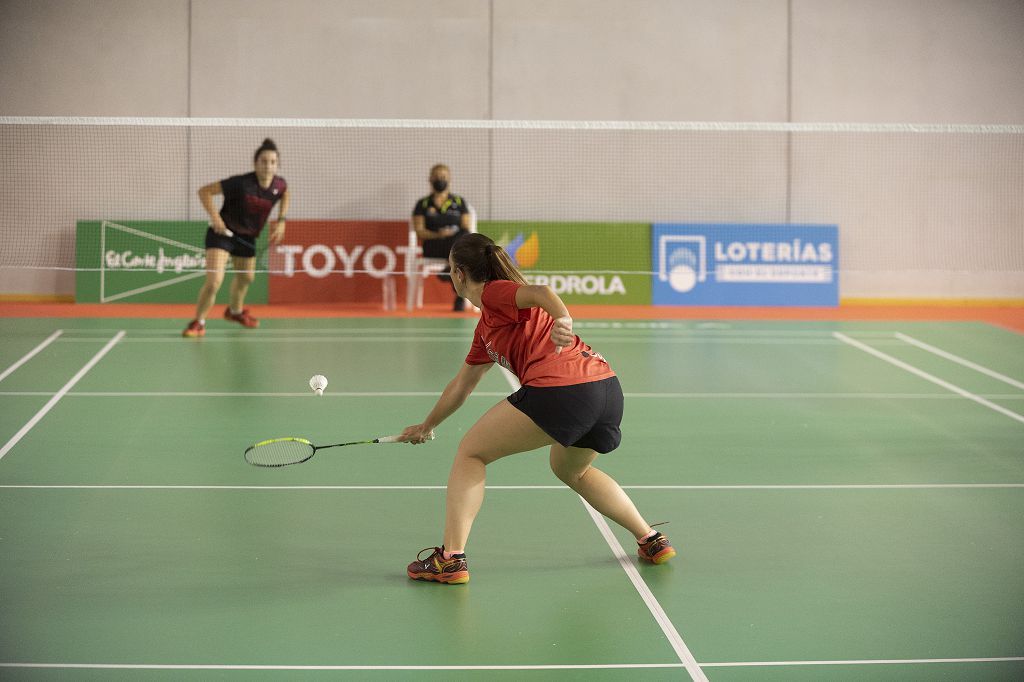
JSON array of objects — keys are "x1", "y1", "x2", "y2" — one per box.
[{"x1": 465, "y1": 280, "x2": 615, "y2": 387}]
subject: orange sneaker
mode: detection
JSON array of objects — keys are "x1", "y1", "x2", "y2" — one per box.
[
  {"x1": 407, "y1": 547, "x2": 469, "y2": 584},
  {"x1": 638, "y1": 531, "x2": 676, "y2": 564},
  {"x1": 182, "y1": 320, "x2": 205, "y2": 338},
  {"x1": 224, "y1": 307, "x2": 259, "y2": 328}
]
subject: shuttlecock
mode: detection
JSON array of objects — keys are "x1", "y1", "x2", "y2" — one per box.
[{"x1": 309, "y1": 374, "x2": 328, "y2": 396}]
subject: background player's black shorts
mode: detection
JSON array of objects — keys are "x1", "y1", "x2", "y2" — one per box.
[
  {"x1": 205, "y1": 227, "x2": 256, "y2": 258},
  {"x1": 507, "y1": 376, "x2": 623, "y2": 453}
]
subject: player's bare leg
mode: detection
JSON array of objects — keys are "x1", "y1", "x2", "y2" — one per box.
[
  {"x1": 549, "y1": 444, "x2": 651, "y2": 538},
  {"x1": 442, "y1": 400, "x2": 553, "y2": 551},
  {"x1": 228, "y1": 255, "x2": 256, "y2": 312},
  {"x1": 195, "y1": 248, "x2": 229, "y2": 320}
]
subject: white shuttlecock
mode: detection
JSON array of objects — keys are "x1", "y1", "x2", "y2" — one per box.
[{"x1": 309, "y1": 374, "x2": 328, "y2": 396}]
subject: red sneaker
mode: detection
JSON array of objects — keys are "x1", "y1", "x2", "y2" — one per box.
[
  {"x1": 407, "y1": 547, "x2": 469, "y2": 584},
  {"x1": 223, "y1": 307, "x2": 259, "y2": 328},
  {"x1": 638, "y1": 531, "x2": 676, "y2": 564},
  {"x1": 182, "y1": 319, "x2": 205, "y2": 338}
]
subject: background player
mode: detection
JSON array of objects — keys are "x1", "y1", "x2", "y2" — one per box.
[{"x1": 183, "y1": 138, "x2": 290, "y2": 337}]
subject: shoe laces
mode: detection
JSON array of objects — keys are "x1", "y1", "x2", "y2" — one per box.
[
  {"x1": 640, "y1": 522, "x2": 670, "y2": 546},
  {"x1": 416, "y1": 547, "x2": 443, "y2": 563}
]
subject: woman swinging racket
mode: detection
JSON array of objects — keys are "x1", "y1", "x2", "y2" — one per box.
[{"x1": 400, "y1": 233, "x2": 675, "y2": 584}]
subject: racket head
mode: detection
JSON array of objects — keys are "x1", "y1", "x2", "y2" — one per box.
[{"x1": 244, "y1": 437, "x2": 316, "y2": 467}]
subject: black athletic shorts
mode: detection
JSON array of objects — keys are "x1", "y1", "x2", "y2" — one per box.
[
  {"x1": 205, "y1": 227, "x2": 256, "y2": 258},
  {"x1": 507, "y1": 376, "x2": 623, "y2": 453}
]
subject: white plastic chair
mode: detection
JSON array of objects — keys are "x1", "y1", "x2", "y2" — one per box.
[{"x1": 406, "y1": 203, "x2": 476, "y2": 311}]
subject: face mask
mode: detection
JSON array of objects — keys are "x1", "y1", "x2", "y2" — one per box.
[{"x1": 431, "y1": 179, "x2": 448, "y2": 192}]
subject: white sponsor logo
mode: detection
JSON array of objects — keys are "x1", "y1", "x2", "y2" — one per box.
[
  {"x1": 276, "y1": 244, "x2": 418, "y2": 279},
  {"x1": 658, "y1": 233, "x2": 834, "y2": 292},
  {"x1": 525, "y1": 274, "x2": 626, "y2": 296},
  {"x1": 713, "y1": 240, "x2": 833, "y2": 264},
  {"x1": 104, "y1": 248, "x2": 206, "y2": 274}
]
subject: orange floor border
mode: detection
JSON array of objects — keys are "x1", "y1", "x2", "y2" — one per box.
[{"x1": 2, "y1": 302, "x2": 1022, "y2": 334}]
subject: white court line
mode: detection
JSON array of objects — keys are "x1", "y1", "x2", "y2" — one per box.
[
  {"x1": 2, "y1": 657, "x2": 1019, "y2": 671},
  {"x1": 56, "y1": 326, "x2": 897, "y2": 338},
  {"x1": 700, "y1": 657, "x2": 1024, "y2": 668},
  {"x1": 0, "y1": 330, "x2": 62, "y2": 383},
  {"x1": 57, "y1": 336, "x2": 899, "y2": 346},
  {"x1": 833, "y1": 332, "x2": 1024, "y2": 426},
  {"x1": 0, "y1": 663, "x2": 685, "y2": 671},
  {"x1": 580, "y1": 498, "x2": 707, "y2": 681},
  {"x1": 895, "y1": 332, "x2": 1024, "y2": 391},
  {"x1": 1, "y1": 483, "x2": 1021, "y2": 490},
  {"x1": 623, "y1": 392, "x2": 1024, "y2": 400},
  {"x1": 3, "y1": 390, "x2": 1023, "y2": 401},
  {"x1": 90, "y1": 336, "x2": 470, "y2": 343},
  {"x1": 0, "y1": 331, "x2": 125, "y2": 462}
]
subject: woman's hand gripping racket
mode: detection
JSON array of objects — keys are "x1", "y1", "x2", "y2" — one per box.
[{"x1": 244, "y1": 432, "x2": 434, "y2": 467}]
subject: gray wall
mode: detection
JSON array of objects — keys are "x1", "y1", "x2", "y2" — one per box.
[
  {"x1": 2, "y1": 0, "x2": 1023, "y2": 298},
  {"x1": 4, "y1": 0, "x2": 1023, "y2": 122}
]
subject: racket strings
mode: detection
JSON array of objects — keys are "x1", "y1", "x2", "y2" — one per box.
[{"x1": 245, "y1": 438, "x2": 316, "y2": 467}]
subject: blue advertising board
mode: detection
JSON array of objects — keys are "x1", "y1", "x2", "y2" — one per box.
[{"x1": 652, "y1": 224, "x2": 839, "y2": 307}]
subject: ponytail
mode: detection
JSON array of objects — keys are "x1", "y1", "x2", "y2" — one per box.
[
  {"x1": 451, "y1": 233, "x2": 527, "y2": 285},
  {"x1": 488, "y1": 244, "x2": 527, "y2": 285}
]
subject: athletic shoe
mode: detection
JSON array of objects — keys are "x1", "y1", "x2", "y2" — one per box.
[
  {"x1": 407, "y1": 546, "x2": 469, "y2": 584},
  {"x1": 224, "y1": 307, "x2": 259, "y2": 328},
  {"x1": 182, "y1": 320, "x2": 205, "y2": 338},
  {"x1": 637, "y1": 531, "x2": 676, "y2": 564}
]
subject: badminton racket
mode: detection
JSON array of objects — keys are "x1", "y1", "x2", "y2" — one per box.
[{"x1": 244, "y1": 432, "x2": 435, "y2": 468}]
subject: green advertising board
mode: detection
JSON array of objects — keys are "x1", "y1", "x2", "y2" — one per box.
[
  {"x1": 75, "y1": 220, "x2": 268, "y2": 304},
  {"x1": 479, "y1": 222, "x2": 651, "y2": 305}
]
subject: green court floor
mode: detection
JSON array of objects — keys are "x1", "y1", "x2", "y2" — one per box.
[{"x1": 1, "y1": 317, "x2": 1022, "y2": 681}]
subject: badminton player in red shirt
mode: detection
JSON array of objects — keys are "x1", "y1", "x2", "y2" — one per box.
[
  {"x1": 401, "y1": 233, "x2": 675, "y2": 584},
  {"x1": 182, "y1": 138, "x2": 289, "y2": 337}
]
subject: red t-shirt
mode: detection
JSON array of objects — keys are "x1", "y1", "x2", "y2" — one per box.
[{"x1": 465, "y1": 280, "x2": 615, "y2": 387}]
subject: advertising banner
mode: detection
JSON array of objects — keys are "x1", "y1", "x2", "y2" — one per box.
[
  {"x1": 75, "y1": 220, "x2": 268, "y2": 304},
  {"x1": 267, "y1": 220, "x2": 416, "y2": 304},
  {"x1": 652, "y1": 223, "x2": 839, "y2": 306},
  {"x1": 479, "y1": 222, "x2": 651, "y2": 305}
]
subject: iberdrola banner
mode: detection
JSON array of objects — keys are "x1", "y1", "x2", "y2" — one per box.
[{"x1": 478, "y1": 221, "x2": 651, "y2": 305}]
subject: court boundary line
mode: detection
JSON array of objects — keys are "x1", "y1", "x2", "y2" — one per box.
[
  {"x1": 493, "y1": 364, "x2": 707, "y2": 679},
  {"x1": 0, "y1": 329, "x2": 62, "y2": 383},
  {"x1": 5, "y1": 390, "x2": 1023, "y2": 400},
  {"x1": 699, "y1": 657, "x2": 1024, "y2": 668},
  {"x1": 50, "y1": 326, "x2": 903, "y2": 337},
  {"x1": 0, "y1": 663, "x2": 685, "y2": 671},
  {"x1": 587, "y1": 497, "x2": 706, "y2": 680},
  {"x1": 0, "y1": 331, "x2": 125, "y2": 462},
  {"x1": 50, "y1": 335, "x2": 905, "y2": 346},
  {"x1": 895, "y1": 332, "x2": 1024, "y2": 391},
  {"x1": 833, "y1": 332, "x2": 1024, "y2": 425},
  {"x1": 2, "y1": 656, "x2": 1020, "y2": 671}
]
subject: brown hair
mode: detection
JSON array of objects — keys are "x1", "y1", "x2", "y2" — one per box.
[
  {"x1": 254, "y1": 138, "x2": 279, "y2": 163},
  {"x1": 450, "y1": 233, "x2": 527, "y2": 285}
]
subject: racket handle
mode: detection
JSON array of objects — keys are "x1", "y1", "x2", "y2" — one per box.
[{"x1": 377, "y1": 431, "x2": 435, "y2": 444}]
